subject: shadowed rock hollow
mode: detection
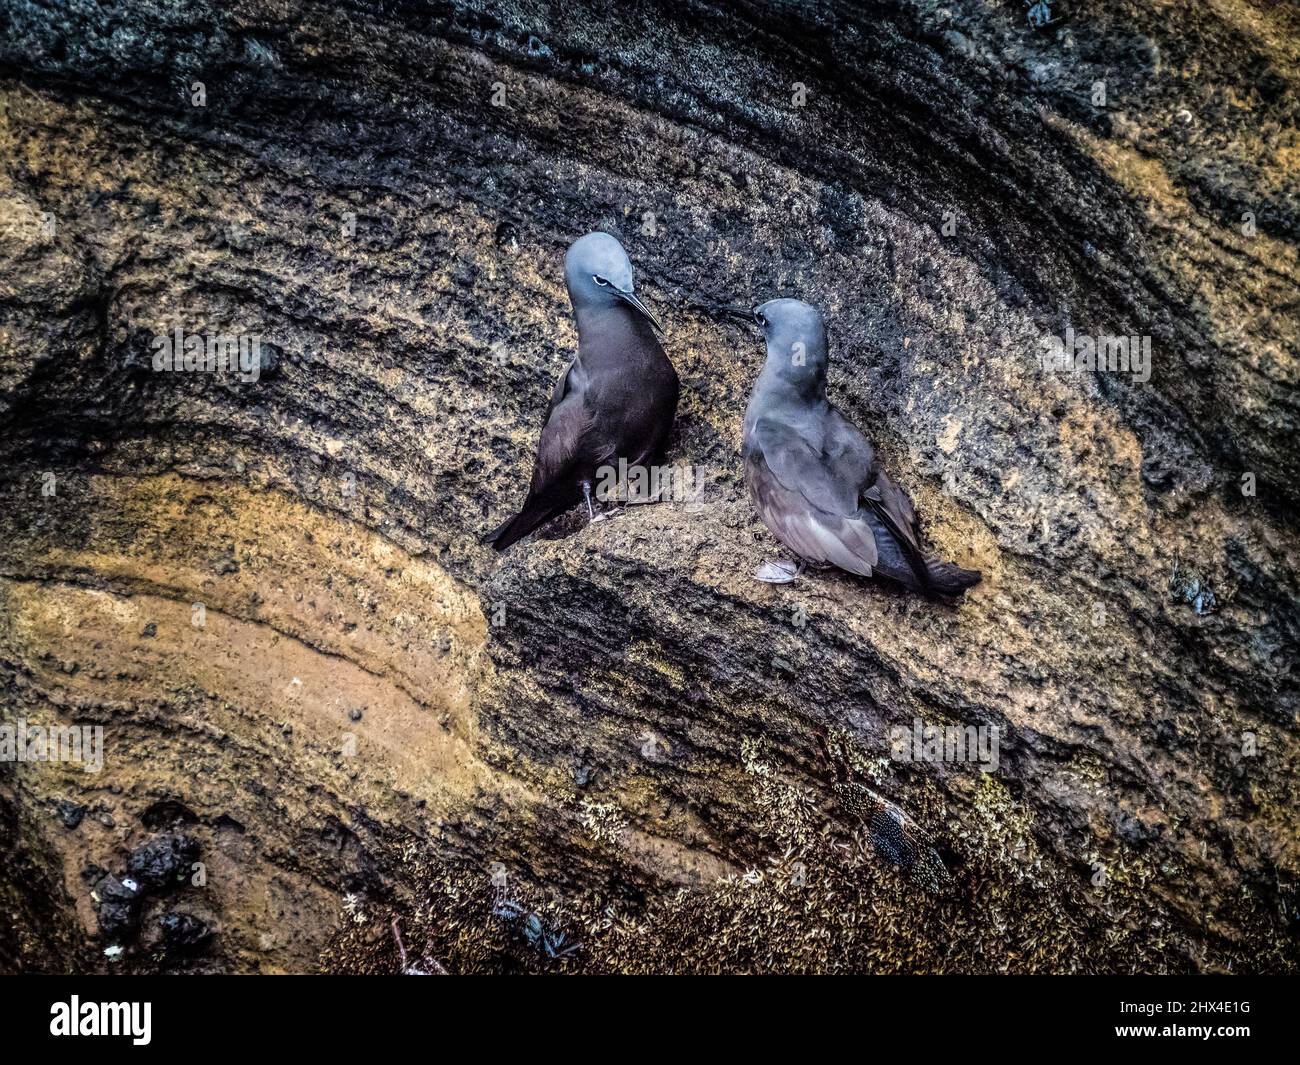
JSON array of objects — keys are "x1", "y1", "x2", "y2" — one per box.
[{"x1": 0, "y1": 0, "x2": 1296, "y2": 973}]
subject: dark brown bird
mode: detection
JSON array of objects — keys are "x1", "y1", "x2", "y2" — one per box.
[
  {"x1": 482, "y1": 233, "x2": 679, "y2": 551},
  {"x1": 737, "y1": 299, "x2": 980, "y2": 597}
]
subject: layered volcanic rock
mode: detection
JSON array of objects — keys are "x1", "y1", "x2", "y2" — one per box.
[{"x1": 0, "y1": 0, "x2": 1296, "y2": 973}]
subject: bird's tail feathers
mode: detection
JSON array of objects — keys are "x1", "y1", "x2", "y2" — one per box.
[
  {"x1": 924, "y1": 558, "x2": 982, "y2": 598},
  {"x1": 478, "y1": 514, "x2": 514, "y2": 547},
  {"x1": 480, "y1": 496, "x2": 567, "y2": 552},
  {"x1": 865, "y1": 497, "x2": 929, "y2": 590},
  {"x1": 864, "y1": 495, "x2": 980, "y2": 599}
]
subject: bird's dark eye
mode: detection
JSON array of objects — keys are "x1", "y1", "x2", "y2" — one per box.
[
  {"x1": 755, "y1": 312, "x2": 767, "y2": 327},
  {"x1": 593, "y1": 275, "x2": 609, "y2": 287}
]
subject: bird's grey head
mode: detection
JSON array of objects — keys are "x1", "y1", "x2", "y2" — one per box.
[
  {"x1": 750, "y1": 298, "x2": 829, "y2": 392},
  {"x1": 564, "y1": 232, "x2": 661, "y2": 331}
]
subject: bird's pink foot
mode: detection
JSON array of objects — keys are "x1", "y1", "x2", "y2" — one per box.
[{"x1": 754, "y1": 559, "x2": 804, "y2": 583}]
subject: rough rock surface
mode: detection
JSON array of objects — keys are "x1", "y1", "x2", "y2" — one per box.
[{"x1": 0, "y1": 0, "x2": 1296, "y2": 973}]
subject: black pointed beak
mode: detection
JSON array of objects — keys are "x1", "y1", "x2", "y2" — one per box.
[
  {"x1": 721, "y1": 305, "x2": 760, "y2": 326},
  {"x1": 613, "y1": 287, "x2": 663, "y2": 333}
]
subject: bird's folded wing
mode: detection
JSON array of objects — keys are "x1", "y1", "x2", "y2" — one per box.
[
  {"x1": 870, "y1": 469, "x2": 921, "y2": 545},
  {"x1": 863, "y1": 470, "x2": 929, "y2": 588},
  {"x1": 750, "y1": 418, "x2": 861, "y2": 515},
  {"x1": 747, "y1": 419, "x2": 879, "y2": 573},
  {"x1": 531, "y1": 368, "x2": 592, "y2": 489},
  {"x1": 541, "y1": 356, "x2": 586, "y2": 429},
  {"x1": 823, "y1": 406, "x2": 928, "y2": 586}
]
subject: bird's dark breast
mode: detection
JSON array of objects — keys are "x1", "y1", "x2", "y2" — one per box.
[
  {"x1": 587, "y1": 370, "x2": 677, "y2": 468},
  {"x1": 579, "y1": 332, "x2": 678, "y2": 470}
]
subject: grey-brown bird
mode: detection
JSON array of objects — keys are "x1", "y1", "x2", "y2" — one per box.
[
  {"x1": 736, "y1": 299, "x2": 980, "y2": 597},
  {"x1": 482, "y1": 233, "x2": 679, "y2": 551}
]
